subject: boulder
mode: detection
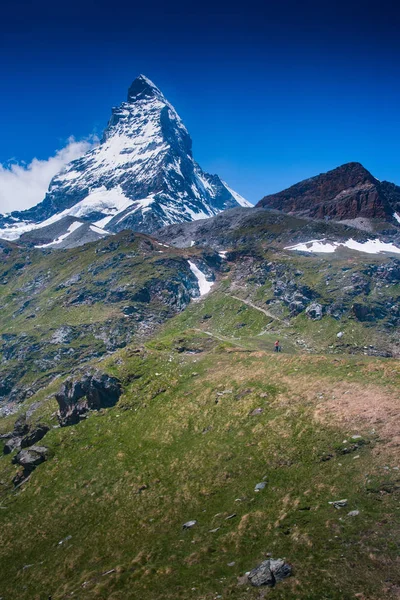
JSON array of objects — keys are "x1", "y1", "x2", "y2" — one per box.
[
  {"x1": 3, "y1": 436, "x2": 22, "y2": 455},
  {"x1": 248, "y1": 558, "x2": 292, "y2": 587},
  {"x1": 12, "y1": 445, "x2": 48, "y2": 470},
  {"x1": 306, "y1": 302, "x2": 323, "y2": 320},
  {"x1": 21, "y1": 424, "x2": 50, "y2": 448},
  {"x1": 55, "y1": 371, "x2": 122, "y2": 427}
]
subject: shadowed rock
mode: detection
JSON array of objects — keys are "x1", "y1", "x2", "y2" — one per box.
[
  {"x1": 3, "y1": 436, "x2": 22, "y2": 455},
  {"x1": 21, "y1": 424, "x2": 50, "y2": 448},
  {"x1": 12, "y1": 445, "x2": 48, "y2": 470},
  {"x1": 55, "y1": 371, "x2": 122, "y2": 427},
  {"x1": 12, "y1": 445, "x2": 49, "y2": 487}
]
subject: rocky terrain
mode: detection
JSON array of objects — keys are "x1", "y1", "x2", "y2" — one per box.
[{"x1": 0, "y1": 231, "x2": 220, "y2": 411}]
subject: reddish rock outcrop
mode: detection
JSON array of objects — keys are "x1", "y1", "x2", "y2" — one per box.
[{"x1": 256, "y1": 163, "x2": 398, "y2": 222}]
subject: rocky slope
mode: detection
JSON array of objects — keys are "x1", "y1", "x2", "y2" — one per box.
[
  {"x1": 0, "y1": 231, "x2": 220, "y2": 410},
  {"x1": 2, "y1": 207, "x2": 400, "y2": 412},
  {"x1": 256, "y1": 162, "x2": 400, "y2": 231},
  {"x1": 0, "y1": 75, "x2": 250, "y2": 245}
]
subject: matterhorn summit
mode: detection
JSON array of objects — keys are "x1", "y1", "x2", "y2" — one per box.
[{"x1": 0, "y1": 75, "x2": 250, "y2": 245}]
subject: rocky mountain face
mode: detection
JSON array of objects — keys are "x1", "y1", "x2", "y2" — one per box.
[
  {"x1": 2, "y1": 205, "x2": 400, "y2": 410},
  {"x1": 256, "y1": 162, "x2": 400, "y2": 229},
  {"x1": 0, "y1": 75, "x2": 250, "y2": 245}
]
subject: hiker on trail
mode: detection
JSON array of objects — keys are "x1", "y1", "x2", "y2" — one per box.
[{"x1": 274, "y1": 340, "x2": 281, "y2": 353}]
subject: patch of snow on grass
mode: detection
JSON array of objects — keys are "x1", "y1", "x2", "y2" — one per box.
[
  {"x1": 285, "y1": 239, "x2": 339, "y2": 253},
  {"x1": 188, "y1": 261, "x2": 214, "y2": 297}
]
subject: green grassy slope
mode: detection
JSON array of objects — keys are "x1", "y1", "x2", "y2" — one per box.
[{"x1": 0, "y1": 297, "x2": 399, "y2": 600}]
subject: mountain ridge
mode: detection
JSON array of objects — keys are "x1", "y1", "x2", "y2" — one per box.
[{"x1": 256, "y1": 162, "x2": 400, "y2": 229}]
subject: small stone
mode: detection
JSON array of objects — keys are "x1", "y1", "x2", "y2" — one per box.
[
  {"x1": 182, "y1": 520, "x2": 197, "y2": 529},
  {"x1": 227, "y1": 561, "x2": 235, "y2": 566},
  {"x1": 348, "y1": 510, "x2": 360, "y2": 517},
  {"x1": 337, "y1": 332, "x2": 344, "y2": 338},
  {"x1": 328, "y1": 499, "x2": 348, "y2": 509},
  {"x1": 209, "y1": 527, "x2": 220, "y2": 533},
  {"x1": 225, "y1": 513, "x2": 237, "y2": 520},
  {"x1": 58, "y1": 535, "x2": 72, "y2": 545},
  {"x1": 249, "y1": 408, "x2": 263, "y2": 416},
  {"x1": 254, "y1": 481, "x2": 267, "y2": 491}
]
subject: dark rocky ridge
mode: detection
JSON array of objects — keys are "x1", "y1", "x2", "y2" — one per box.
[{"x1": 256, "y1": 162, "x2": 400, "y2": 226}]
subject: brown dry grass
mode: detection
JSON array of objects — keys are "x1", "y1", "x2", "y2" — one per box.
[{"x1": 282, "y1": 374, "x2": 400, "y2": 461}]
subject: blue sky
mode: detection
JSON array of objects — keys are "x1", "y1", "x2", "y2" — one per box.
[{"x1": 1, "y1": 0, "x2": 400, "y2": 209}]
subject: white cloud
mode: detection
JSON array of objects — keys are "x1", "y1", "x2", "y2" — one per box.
[{"x1": 0, "y1": 136, "x2": 97, "y2": 213}]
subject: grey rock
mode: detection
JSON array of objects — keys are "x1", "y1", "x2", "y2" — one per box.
[
  {"x1": 3, "y1": 436, "x2": 22, "y2": 455},
  {"x1": 248, "y1": 558, "x2": 292, "y2": 587},
  {"x1": 49, "y1": 327, "x2": 73, "y2": 345},
  {"x1": 12, "y1": 446, "x2": 48, "y2": 470},
  {"x1": 255, "y1": 481, "x2": 267, "y2": 491},
  {"x1": 270, "y1": 559, "x2": 293, "y2": 583},
  {"x1": 249, "y1": 407, "x2": 263, "y2": 416},
  {"x1": 306, "y1": 302, "x2": 323, "y2": 320},
  {"x1": 21, "y1": 424, "x2": 49, "y2": 448},
  {"x1": 58, "y1": 535, "x2": 72, "y2": 545},
  {"x1": 55, "y1": 371, "x2": 122, "y2": 427},
  {"x1": 328, "y1": 499, "x2": 348, "y2": 508},
  {"x1": 348, "y1": 510, "x2": 360, "y2": 517},
  {"x1": 13, "y1": 414, "x2": 29, "y2": 437},
  {"x1": 182, "y1": 520, "x2": 197, "y2": 529}
]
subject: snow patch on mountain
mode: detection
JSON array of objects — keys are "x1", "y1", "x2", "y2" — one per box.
[
  {"x1": 35, "y1": 221, "x2": 84, "y2": 248},
  {"x1": 286, "y1": 238, "x2": 400, "y2": 255},
  {"x1": 188, "y1": 261, "x2": 214, "y2": 297},
  {"x1": 221, "y1": 181, "x2": 253, "y2": 207}
]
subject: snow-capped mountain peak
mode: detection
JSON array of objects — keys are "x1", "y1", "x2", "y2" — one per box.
[{"x1": 0, "y1": 75, "x2": 251, "y2": 244}]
